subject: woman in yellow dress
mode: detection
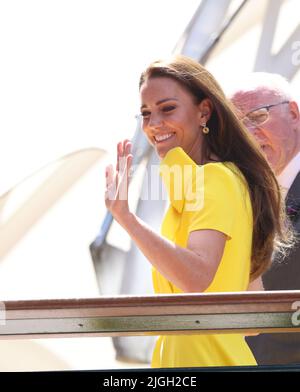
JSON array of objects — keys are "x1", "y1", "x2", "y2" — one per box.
[{"x1": 104, "y1": 55, "x2": 291, "y2": 367}]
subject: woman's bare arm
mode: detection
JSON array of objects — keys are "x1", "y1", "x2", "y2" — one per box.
[
  {"x1": 247, "y1": 276, "x2": 264, "y2": 291},
  {"x1": 105, "y1": 140, "x2": 225, "y2": 292},
  {"x1": 245, "y1": 276, "x2": 264, "y2": 336},
  {"x1": 119, "y1": 213, "x2": 226, "y2": 292}
]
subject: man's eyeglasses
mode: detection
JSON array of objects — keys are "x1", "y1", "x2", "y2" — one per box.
[{"x1": 241, "y1": 101, "x2": 289, "y2": 128}]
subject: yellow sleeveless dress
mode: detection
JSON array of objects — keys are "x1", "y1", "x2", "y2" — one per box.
[{"x1": 151, "y1": 147, "x2": 257, "y2": 367}]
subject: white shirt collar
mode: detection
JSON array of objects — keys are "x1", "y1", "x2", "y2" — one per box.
[{"x1": 277, "y1": 151, "x2": 300, "y2": 191}]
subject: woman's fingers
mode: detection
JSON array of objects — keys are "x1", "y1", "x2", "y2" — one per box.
[
  {"x1": 127, "y1": 153, "x2": 133, "y2": 179},
  {"x1": 105, "y1": 164, "x2": 116, "y2": 201},
  {"x1": 125, "y1": 141, "x2": 133, "y2": 177},
  {"x1": 124, "y1": 140, "x2": 132, "y2": 156},
  {"x1": 105, "y1": 164, "x2": 114, "y2": 186},
  {"x1": 117, "y1": 140, "x2": 132, "y2": 200},
  {"x1": 117, "y1": 140, "x2": 131, "y2": 173},
  {"x1": 106, "y1": 139, "x2": 133, "y2": 204},
  {"x1": 116, "y1": 142, "x2": 122, "y2": 172}
]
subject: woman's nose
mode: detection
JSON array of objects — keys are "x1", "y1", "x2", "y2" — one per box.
[{"x1": 148, "y1": 113, "x2": 163, "y2": 129}]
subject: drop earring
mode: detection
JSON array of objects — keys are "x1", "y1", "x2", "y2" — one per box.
[{"x1": 202, "y1": 124, "x2": 209, "y2": 134}]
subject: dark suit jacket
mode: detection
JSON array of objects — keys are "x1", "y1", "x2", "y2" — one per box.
[{"x1": 246, "y1": 171, "x2": 300, "y2": 365}]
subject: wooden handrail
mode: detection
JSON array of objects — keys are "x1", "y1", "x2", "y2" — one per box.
[{"x1": 0, "y1": 291, "x2": 300, "y2": 338}]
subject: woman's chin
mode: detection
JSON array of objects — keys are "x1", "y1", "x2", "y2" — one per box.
[
  {"x1": 156, "y1": 147, "x2": 170, "y2": 159},
  {"x1": 155, "y1": 144, "x2": 177, "y2": 159},
  {"x1": 157, "y1": 150, "x2": 166, "y2": 159}
]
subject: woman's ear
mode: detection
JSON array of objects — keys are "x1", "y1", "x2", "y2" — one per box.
[{"x1": 198, "y1": 98, "x2": 213, "y2": 124}]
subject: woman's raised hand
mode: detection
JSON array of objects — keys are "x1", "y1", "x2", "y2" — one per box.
[{"x1": 105, "y1": 139, "x2": 133, "y2": 223}]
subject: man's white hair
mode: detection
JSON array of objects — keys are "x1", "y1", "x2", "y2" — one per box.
[{"x1": 227, "y1": 72, "x2": 296, "y2": 102}]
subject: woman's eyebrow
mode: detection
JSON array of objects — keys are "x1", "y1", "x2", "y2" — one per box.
[{"x1": 140, "y1": 97, "x2": 179, "y2": 109}]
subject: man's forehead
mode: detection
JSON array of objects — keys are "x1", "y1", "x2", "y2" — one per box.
[{"x1": 231, "y1": 87, "x2": 278, "y2": 114}]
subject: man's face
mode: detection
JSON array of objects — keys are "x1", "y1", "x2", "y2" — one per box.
[{"x1": 231, "y1": 88, "x2": 298, "y2": 175}]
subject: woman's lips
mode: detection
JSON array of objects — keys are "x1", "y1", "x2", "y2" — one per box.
[{"x1": 154, "y1": 133, "x2": 175, "y2": 143}]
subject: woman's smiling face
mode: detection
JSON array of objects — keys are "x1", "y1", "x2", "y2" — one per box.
[{"x1": 140, "y1": 76, "x2": 209, "y2": 163}]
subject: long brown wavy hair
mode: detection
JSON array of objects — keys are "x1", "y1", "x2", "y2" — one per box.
[{"x1": 139, "y1": 55, "x2": 294, "y2": 281}]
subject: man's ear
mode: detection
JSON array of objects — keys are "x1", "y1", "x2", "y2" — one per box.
[
  {"x1": 289, "y1": 101, "x2": 300, "y2": 123},
  {"x1": 198, "y1": 98, "x2": 213, "y2": 124}
]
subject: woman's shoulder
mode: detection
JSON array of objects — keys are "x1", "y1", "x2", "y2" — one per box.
[
  {"x1": 203, "y1": 161, "x2": 239, "y2": 179},
  {"x1": 202, "y1": 161, "x2": 247, "y2": 192}
]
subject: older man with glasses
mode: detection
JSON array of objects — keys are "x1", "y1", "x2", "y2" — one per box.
[{"x1": 230, "y1": 72, "x2": 300, "y2": 365}]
